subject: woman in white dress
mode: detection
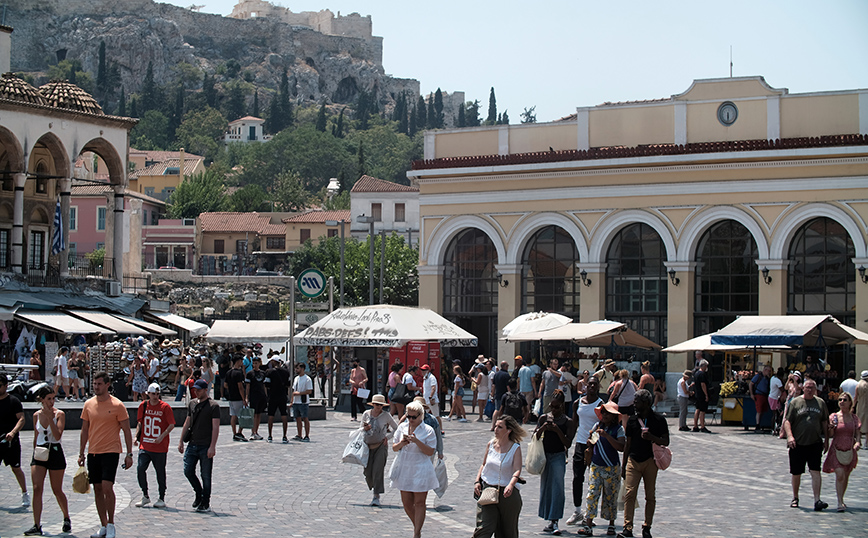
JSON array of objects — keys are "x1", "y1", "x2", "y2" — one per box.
[{"x1": 390, "y1": 401, "x2": 439, "y2": 538}]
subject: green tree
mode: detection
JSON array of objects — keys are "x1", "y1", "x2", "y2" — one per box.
[
  {"x1": 457, "y1": 102, "x2": 466, "y2": 127},
  {"x1": 223, "y1": 80, "x2": 246, "y2": 121},
  {"x1": 500, "y1": 110, "x2": 509, "y2": 125},
  {"x1": 252, "y1": 90, "x2": 260, "y2": 118},
  {"x1": 228, "y1": 184, "x2": 269, "y2": 212},
  {"x1": 415, "y1": 96, "x2": 427, "y2": 132},
  {"x1": 167, "y1": 84, "x2": 184, "y2": 145},
  {"x1": 167, "y1": 167, "x2": 228, "y2": 218},
  {"x1": 273, "y1": 171, "x2": 309, "y2": 211},
  {"x1": 465, "y1": 100, "x2": 481, "y2": 127},
  {"x1": 267, "y1": 70, "x2": 293, "y2": 134},
  {"x1": 96, "y1": 41, "x2": 107, "y2": 99},
  {"x1": 520, "y1": 106, "x2": 537, "y2": 124},
  {"x1": 357, "y1": 141, "x2": 366, "y2": 178},
  {"x1": 140, "y1": 61, "x2": 158, "y2": 113},
  {"x1": 321, "y1": 190, "x2": 350, "y2": 210},
  {"x1": 409, "y1": 105, "x2": 417, "y2": 137},
  {"x1": 332, "y1": 107, "x2": 345, "y2": 138},
  {"x1": 175, "y1": 106, "x2": 228, "y2": 164},
  {"x1": 434, "y1": 88, "x2": 445, "y2": 128},
  {"x1": 202, "y1": 73, "x2": 217, "y2": 108},
  {"x1": 171, "y1": 62, "x2": 202, "y2": 90},
  {"x1": 130, "y1": 110, "x2": 169, "y2": 149},
  {"x1": 130, "y1": 96, "x2": 138, "y2": 118},
  {"x1": 315, "y1": 102, "x2": 327, "y2": 132},
  {"x1": 286, "y1": 233, "x2": 418, "y2": 306},
  {"x1": 486, "y1": 87, "x2": 497, "y2": 125},
  {"x1": 427, "y1": 95, "x2": 436, "y2": 129},
  {"x1": 346, "y1": 125, "x2": 420, "y2": 185},
  {"x1": 47, "y1": 60, "x2": 94, "y2": 95},
  {"x1": 117, "y1": 87, "x2": 126, "y2": 116}
]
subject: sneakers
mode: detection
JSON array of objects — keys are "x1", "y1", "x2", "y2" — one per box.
[
  {"x1": 700, "y1": 427, "x2": 712, "y2": 433},
  {"x1": 251, "y1": 433, "x2": 264, "y2": 441},
  {"x1": 814, "y1": 499, "x2": 828, "y2": 511},
  {"x1": 282, "y1": 436, "x2": 289, "y2": 444},
  {"x1": 105, "y1": 523, "x2": 116, "y2": 538},
  {"x1": 616, "y1": 530, "x2": 634, "y2": 538},
  {"x1": 135, "y1": 495, "x2": 151, "y2": 507},
  {"x1": 678, "y1": 426, "x2": 690, "y2": 431},
  {"x1": 692, "y1": 427, "x2": 700, "y2": 432},
  {"x1": 543, "y1": 521, "x2": 561, "y2": 535},
  {"x1": 153, "y1": 498, "x2": 166, "y2": 508},
  {"x1": 267, "y1": 436, "x2": 273, "y2": 443},
  {"x1": 302, "y1": 436, "x2": 310, "y2": 442},
  {"x1": 22, "y1": 491, "x2": 30, "y2": 507},
  {"x1": 196, "y1": 503, "x2": 211, "y2": 513},
  {"x1": 24, "y1": 524, "x2": 42, "y2": 536},
  {"x1": 445, "y1": 416, "x2": 452, "y2": 421},
  {"x1": 370, "y1": 496, "x2": 381, "y2": 507},
  {"x1": 90, "y1": 526, "x2": 107, "y2": 538},
  {"x1": 458, "y1": 418, "x2": 469, "y2": 423},
  {"x1": 63, "y1": 517, "x2": 72, "y2": 532},
  {"x1": 233, "y1": 433, "x2": 248, "y2": 442},
  {"x1": 641, "y1": 526, "x2": 652, "y2": 538},
  {"x1": 292, "y1": 435, "x2": 303, "y2": 441},
  {"x1": 193, "y1": 494, "x2": 202, "y2": 509},
  {"x1": 566, "y1": 510, "x2": 584, "y2": 525}
]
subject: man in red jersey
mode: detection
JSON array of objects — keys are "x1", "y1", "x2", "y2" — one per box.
[{"x1": 134, "y1": 383, "x2": 175, "y2": 509}]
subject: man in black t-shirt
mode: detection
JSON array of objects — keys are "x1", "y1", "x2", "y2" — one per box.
[
  {"x1": 245, "y1": 357, "x2": 268, "y2": 440},
  {"x1": 224, "y1": 356, "x2": 247, "y2": 441},
  {"x1": 216, "y1": 349, "x2": 231, "y2": 400},
  {"x1": 619, "y1": 389, "x2": 669, "y2": 538},
  {"x1": 265, "y1": 356, "x2": 291, "y2": 443},
  {"x1": 177, "y1": 379, "x2": 221, "y2": 513},
  {"x1": 495, "y1": 379, "x2": 527, "y2": 425},
  {"x1": 692, "y1": 359, "x2": 711, "y2": 433},
  {"x1": 0, "y1": 375, "x2": 29, "y2": 507}
]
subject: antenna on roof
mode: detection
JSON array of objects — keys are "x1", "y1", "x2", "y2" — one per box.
[{"x1": 729, "y1": 46, "x2": 733, "y2": 78}]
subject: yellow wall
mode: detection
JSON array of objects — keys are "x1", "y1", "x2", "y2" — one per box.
[
  {"x1": 675, "y1": 78, "x2": 781, "y2": 100},
  {"x1": 509, "y1": 123, "x2": 578, "y2": 153},
  {"x1": 781, "y1": 94, "x2": 860, "y2": 138},
  {"x1": 284, "y1": 222, "x2": 336, "y2": 250},
  {"x1": 589, "y1": 105, "x2": 674, "y2": 148},
  {"x1": 686, "y1": 99, "x2": 768, "y2": 143},
  {"x1": 435, "y1": 129, "x2": 499, "y2": 159}
]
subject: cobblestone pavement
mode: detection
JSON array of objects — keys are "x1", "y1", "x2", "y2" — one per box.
[{"x1": 1, "y1": 409, "x2": 865, "y2": 538}]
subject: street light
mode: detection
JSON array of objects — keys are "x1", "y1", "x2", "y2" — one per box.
[
  {"x1": 357, "y1": 214, "x2": 375, "y2": 305},
  {"x1": 325, "y1": 219, "x2": 345, "y2": 306}
]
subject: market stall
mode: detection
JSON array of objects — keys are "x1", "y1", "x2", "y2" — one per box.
[
  {"x1": 143, "y1": 311, "x2": 209, "y2": 343},
  {"x1": 205, "y1": 319, "x2": 293, "y2": 362}
]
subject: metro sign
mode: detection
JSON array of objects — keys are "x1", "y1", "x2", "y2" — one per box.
[{"x1": 298, "y1": 268, "x2": 326, "y2": 298}]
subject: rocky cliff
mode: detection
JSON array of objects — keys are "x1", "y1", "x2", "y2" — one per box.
[{"x1": 3, "y1": 0, "x2": 419, "y2": 109}]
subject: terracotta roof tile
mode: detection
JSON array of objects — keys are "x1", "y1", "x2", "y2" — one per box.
[
  {"x1": 351, "y1": 175, "x2": 417, "y2": 193},
  {"x1": 131, "y1": 158, "x2": 203, "y2": 178},
  {"x1": 38, "y1": 80, "x2": 103, "y2": 115},
  {"x1": 260, "y1": 222, "x2": 286, "y2": 236},
  {"x1": 412, "y1": 134, "x2": 868, "y2": 170},
  {"x1": 0, "y1": 73, "x2": 46, "y2": 106},
  {"x1": 129, "y1": 149, "x2": 205, "y2": 161},
  {"x1": 70, "y1": 182, "x2": 165, "y2": 205},
  {"x1": 229, "y1": 116, "x2": 264, "y2": 123},
  {"x1": 282, "y1": 209, "x2": 350, "y2": 224}
]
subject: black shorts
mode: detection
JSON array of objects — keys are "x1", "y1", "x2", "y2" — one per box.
[
  {"x1": 618, "y1": 404, "x2": 635, "y2": 416},
  {"x1": 695, "y1": 399, "x2": 709, "y2": 413},
  {"x1": 31, "y1": 443, "x2": 66, "y2": 471},
  {"x1": 267, "y1": 396, "x2": 288, "y2": 417},
  {"x1": 789, "y1": 442, "x2": 823, "y2": 475},
  {"x1": 0, "y1": 436, "x2": 21, "y2": 468},
  {"x1": 87, "y1": 453, "x2": 120, "y2": 484},
  {"x1": 250, "y1": 398, "x2": 267, "y2": 415}
]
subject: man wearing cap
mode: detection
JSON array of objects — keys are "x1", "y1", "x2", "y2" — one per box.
[
  {"x1": 291, "y1": 363, "x2": 313, "y2": 441},
  {"x1": 517, "y1": 356, "x2": 537, "y2": 412},
  {"x1": 421, "y1": 364, "x2": 441, "y2": 425},
  {"x1": 134, "y1": 383, "x2": 175, "y2": 509},
  {"x1": 853, "y1": 370, "x2": 868, "y2": 448},
  {"x1": 55, "y1": 346, "x2": 72, "y2": 401},
  {"x1": 147, "y1": 352, "x2": 161, "y2": 384},
  {"x1": 692, "y1": 359, "x2": 712, "y2": 433},
  {"x1": 594, "y1": 359, "x2": 617, "y2": 399},
  {"x1": 178, "y1": 379, "x2": 221, "y2": 513}
]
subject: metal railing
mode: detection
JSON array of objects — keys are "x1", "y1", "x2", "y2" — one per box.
[
  {"x1": 122, "y1": 274, "x2": 151, "y2": 294},
  {"x1": 67, "y1": 254, "x2": 115, "y2": 279},
  {"x1": 26, "y1": 264, "x2": 61, "y2": 287}
]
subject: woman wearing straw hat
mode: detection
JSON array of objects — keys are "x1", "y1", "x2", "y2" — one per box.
[
  {"x1": 362, "y1": 394, "x2": 398, "y2": 507},
  {"x1": 577, "y1": 400, "x2": 625, "y2": 536}
]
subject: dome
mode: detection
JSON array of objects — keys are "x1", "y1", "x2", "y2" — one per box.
[
  {"x1": 38, "y1": 80, "x2": 104, "y2": 115},
  {"x1": 0, "y1": 72, "x2": 47, "y2": 106}
]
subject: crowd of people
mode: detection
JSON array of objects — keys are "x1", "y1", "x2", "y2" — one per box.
[{"x1": 3, "y1": 351, "x2": 867, "y2": 538}]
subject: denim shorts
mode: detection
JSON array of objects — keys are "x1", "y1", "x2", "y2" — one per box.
[{"x1": 293, "y1": 403, "x2": 310, "y2": 418}]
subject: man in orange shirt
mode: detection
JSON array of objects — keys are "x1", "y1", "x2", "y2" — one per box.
[{"x1": 78, "y1": 372, "x2": 134, "y2": 538}]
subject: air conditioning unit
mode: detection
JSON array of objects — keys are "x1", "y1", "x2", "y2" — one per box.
[
  {"x1": 106, "y1": 281, "x2": 121, "y2": 296},
  {"x1": 183, "y1": 218, "x2": 195, "y2": 226}
]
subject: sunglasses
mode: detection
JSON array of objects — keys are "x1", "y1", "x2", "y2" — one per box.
[
  {"x1": 407, "y1": 414, "x2": 419, "y2": 419},
  {"x1": 838, "y1": 398, "x2": 849, "y2": 402}
]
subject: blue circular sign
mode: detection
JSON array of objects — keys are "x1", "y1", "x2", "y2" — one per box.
[{"x1": 298, "y1": 268, "x2": 326, "y2": 298}]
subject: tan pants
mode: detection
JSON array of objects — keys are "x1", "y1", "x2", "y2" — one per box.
[{"x1": 622, "y1": 456, "x2": 658, "y2": 532}]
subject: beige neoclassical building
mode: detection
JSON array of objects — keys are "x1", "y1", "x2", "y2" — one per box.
[{"x1": 408, "y1": 76, "x2": 868, "y2": 380}]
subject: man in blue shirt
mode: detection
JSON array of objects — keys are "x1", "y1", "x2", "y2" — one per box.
[
  {"x1": 516, "y1": 356, "x2": 538, "y2": 412},
  {"x1": 749, "y1": 365, "x2": 772, "y2": 432}
]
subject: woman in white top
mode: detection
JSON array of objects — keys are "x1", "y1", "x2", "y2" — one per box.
[
  {"x1": 611, "y1": 369, "x2": 637, "y2": 428},
  {"x1": 677, "y1": 370, "x2": 693, "y2": 431},
  {"x1": 475, "y1": 364, "x2": 490, "y2": 422},
  {"x1": 26, "y1": 386, "x2": 71, "y2": 536},
  {"x1": 473, "y1": 415, "x2": 526, "y2": 538},
  {"x1": 390, "y1": 401, "x2": 438, "y2": 538}
]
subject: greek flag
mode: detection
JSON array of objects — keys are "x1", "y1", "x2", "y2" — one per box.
[{"x1": 51, "y1": 197, "x2": 65, "y2": 255}]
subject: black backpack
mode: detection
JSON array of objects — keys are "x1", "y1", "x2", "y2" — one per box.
[{"x1": 503, "y1": 392, "x2": 523, "y2": 419}]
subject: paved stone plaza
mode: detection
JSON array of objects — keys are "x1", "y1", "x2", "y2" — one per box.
[{"x1": 1, "y1": 410, "x2": 865, "y2": 538}]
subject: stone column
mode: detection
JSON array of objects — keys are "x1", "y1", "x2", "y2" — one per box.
[
  {"x1": 11, "y1": 172, "x2": 26, "y2": 273},
  {"x1": 853, "y1": 258, "x2": 868, "y2": 375},
  {"x1": 756, "y1": 259, "x2": 789, "y2": 369},
  {"x1": 664, "y1": 262, "x2": 697, "y2": 374},
  {"x1": 58, "y1": 177, "x2": 71, "y2": 277},
  {"x1": 417, "y1": 265, "x2": 443, "y2": 312},
  {"x1": 577, "y1": 263, "x2": 606, "y2": 323},
  {"x1": 112, "y1": 185, "x2": 125, "y2": 281},
  {"x1": 495, "y1": 263, "x2": 522, "y2": 365},
  {"x1": 126, "y1": 197, "x2": 142, "y2": 279},
  {"x1": 103, "y1": 192, "x2": 114, "y2": 279}
]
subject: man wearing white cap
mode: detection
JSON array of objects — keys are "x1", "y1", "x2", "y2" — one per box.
[
  {"x1": 854, "y1": 370, "x2": 868, "y2": 448},
  {"x1": 134, "y1": 383, "x2": 175, "y2": 509}
]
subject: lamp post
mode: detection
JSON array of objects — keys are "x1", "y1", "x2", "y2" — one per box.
[
  {"x1": 325, "y1": 219, "x2": 345, "y2": 306},
  {"x1": 357, "y1": 214, "x2": 375, "y2": 305}
]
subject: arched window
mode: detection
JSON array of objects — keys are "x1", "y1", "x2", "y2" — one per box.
[
  {"x1": 788, "y1": 217, "x2": 856, "y2": 373},
  {"x1": 443, "y1": 229, "x2": 498, "y2": 356},
  {"x1": 606, "y1": 223, "x2": 667, "y2": 358},
  {"x1": 521, "y1": 226, "x2": 580, "y2": 316},
  {"x1": 694, "y1": 220, "x2": 758, "y2": 335}
]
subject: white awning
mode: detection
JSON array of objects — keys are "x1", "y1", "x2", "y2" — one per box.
[
  {"x1": 65, "y1": 310, "x2": 151, "y2": 336},
  {"x1": 144, "y1": 311, "x2": 209, "y2": 337},
  {"x1": 15, "y1": 310, "x2": 117, "y2": 336},
  {"x1": 206, "y1": 320, "x2": 294, "y2": 344},
  {"x1": 109, "y1": 314, "x2": 177, "y2": 336},
  {"x1": 0, "y1": 305, "x2": 19, "y2": 321}
]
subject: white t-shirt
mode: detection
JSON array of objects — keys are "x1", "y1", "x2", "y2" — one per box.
[
  {"x1": 402, "y1": 372, "x2": 418, "y2": 391},
  {"x1": 677, "y1": 377, "x2": 691, "y2": 398},
  {"x1": 292, "y1": 374, "x2": 313, "y2": 404},
  {"x1": 575, "y1": 396, "x2": 603, "y2": 444},
  {"x1": 559, "y1": 370, "x2": 576, "y2": 402},
  {"x1": 839, "y1": 378, "x2": 858, "y2": 399},
  {"x1": 769, "y1": 376, "x2": 784, "y2": 400},
  {"x1": 55, "y1": 354, "x2": 69, "y2": 378},
  {"x1": 148, "y1": 357, "x2": 160, "y2": 377},
  {"x1": 422, "y1": 372, "x2": 439, "y2": 403}
]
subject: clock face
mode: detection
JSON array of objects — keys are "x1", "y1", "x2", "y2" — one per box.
[{"x1": 718, "y1": 102, "x2": 738, "y2": 126}]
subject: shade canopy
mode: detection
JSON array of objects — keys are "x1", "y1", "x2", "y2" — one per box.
[
  {"x1": 503, "y1": 320, "x2": 662, "y2": 350},
  {"x1": 501, "y1": 312, "x2": 571, "y2": 338},
  {"x1": 662, "y1": 333, "x2": 794, "y2": 353},
  {"x1": 144, "y1": 311, "x2": 209, "y2": 338},
  {"x1": 15, "y1": 309, "x2": 117, "y2": 336},
  {"x1": 110, "y1": 314, "x2": 177, "y2": 336},
  {"x1": 65, "y1": 310, "x2": 151, "y2": 336},
  {"x1": 206, "y1": 320, "x2": 294, "y2": 344},
  {"x1": 294, "y1": 305, "x2": 478, "y2": 347},
  {"x1": 709, "y1": 315, "x2": 868, "y2": 347}
]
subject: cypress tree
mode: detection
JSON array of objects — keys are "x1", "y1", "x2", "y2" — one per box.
[
  {"x1": 357, "y1": 141, "x2": 366, "y2": 177},
  {"x1": 278, "y1": 70, "x2": 293, "y2": 129},
  {"x1": 316, "y1": 102, "x2": 327, "y2": 132},
  {"x1": 333, "y1": 108, "x2": 345, "y2": 138},
  {"x1": 398, "y1": 94, "x2": 409, "y2": 135},
  {"x1": 486, "y1": 87, "x2": 497, "y2": 125},
  {"x1": 457, "y1": 102, "x2": 465, "y2": 128},
  {"x1": 427, "y1": 95, "x2": 436, "y2": 129},
  {"x1": 409, "y1": 106, "x2": 417, "y2": 137},
  {"x1": 141, "y1": 61, "x2": 157, "y2": 113},
  {"x1": 130, "y1": 96, "x2": 138, "y2": 118},
  {"x1": 434, "y1": 88, "x2": 444, "y2": 128},
  {"x1": 117, "y1": 87, "x2": 126, "y2": 116},
  {"x1": 168, "y1": 84, "x2": 184, "y2": 144},
  {"x1": 252, "y1": 90, "x2": 259, "y2": 118},
  {"x1": 466, "y1": 100, "x2": 481, "y2": 127},
  {"x1": 97, "y1": 41, "x2": 107, "y2": 99},
  {"x1": 202, "y1": 73, "x2": 217, "y2": 108},
  {"x1": 416, "y1": 96, "x2": 426, "y2": 132},
  {"x1": 500, "y1": 110, "x2": 510, "y2": 125}
]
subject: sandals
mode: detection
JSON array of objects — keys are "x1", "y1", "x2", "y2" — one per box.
[
  {"x1": 790, "y1": 498, "x2": 799, "y2": 508},
  {"x1": 607, "y1": 524, "x2": 616, "y2": 535},
  {"x1": 577, "y1": 526, "x2": 593, "y2": 536}
]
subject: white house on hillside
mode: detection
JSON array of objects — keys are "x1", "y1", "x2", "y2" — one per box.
[{"x1": 224, "y1": 116, "x2": 272, "y2": 144}]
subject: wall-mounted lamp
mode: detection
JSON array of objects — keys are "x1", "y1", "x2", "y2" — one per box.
[
  {"x1": 579, "y1": 269, "x2": 592, "y2": 287},
  {"x1": 497, "y1": 273, "x2": 508, "y2": 288},
  {"x1": 668, "y1": 268, "x2": 680, "y2": 286},
  {"x1": 761, "y1": 266, "x2": 772, "y2": 285},
  {"x1": 859, "y1": 265, "x2": 868, "y2": 283}
]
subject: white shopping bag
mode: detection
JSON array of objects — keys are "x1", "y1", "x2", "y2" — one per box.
[
  {"x1": 341, "y1": 428, "x2": 369, "y2": 466},
  {"x1": 434, "y1": 458, "x2": 448, "y2": 497}
]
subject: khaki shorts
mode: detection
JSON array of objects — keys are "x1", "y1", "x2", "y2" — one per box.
[{"x1": 428, "y1": 401, "x2": 440, "y2": 417}]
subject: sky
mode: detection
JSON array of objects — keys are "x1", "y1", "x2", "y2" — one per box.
[{"x1": 163, "y1": 0, "x2": 868, "y2": 123}]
